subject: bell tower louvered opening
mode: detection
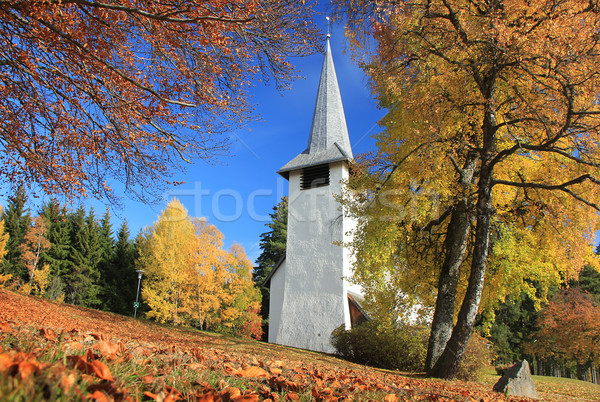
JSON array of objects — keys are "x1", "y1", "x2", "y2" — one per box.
[{"x1": 301, "y1": 164, "x2": 329, "y2": 190}]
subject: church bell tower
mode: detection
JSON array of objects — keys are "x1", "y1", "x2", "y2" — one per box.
[{"x1": 265, "y1": 38, "x2": 365, "y2": 353}]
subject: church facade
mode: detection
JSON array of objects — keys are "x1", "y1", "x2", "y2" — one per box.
[{"x1": 265, "y1": 39, "x2": 366, "y2": 353}]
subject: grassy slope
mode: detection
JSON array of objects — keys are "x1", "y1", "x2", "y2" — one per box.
[{"x1": 0, "y1": 288, "x2": 598, "y2": 401}]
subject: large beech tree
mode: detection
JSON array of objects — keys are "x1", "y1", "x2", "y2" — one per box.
[
  {"x1": 0, "y1": 0, "x2": 319, "y2": 200},
  {"x1": 337, "y1": 0, "x2": 600, "y2": 379}
]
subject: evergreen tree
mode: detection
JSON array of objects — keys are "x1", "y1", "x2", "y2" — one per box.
[
  {"x1": 96, "y1": 208, "x2": 115, "y2": 310},
  {"x1": 67, "y1": 206, "x2": 101, "y2": 307},
  {"x1": 107, "y1": 220, "x2": 138, "y2": 315},
  {"x1": 1, "y1": 187, "x2": 31, "y2": 281},
  {"x1": 576, "y1": 266, "x2": 600, "y2": 298},
  {"x1": 570, "y1": 243, "x2": 600, "y2": 298},
  {"x1": 253, "y1": 196, "x2": 287, "y2": 338},
  {"x1": 40, "y1": 200, "x2": 71, "y2": 300},
  {"x1": 484, "y1": 291, "x2": 540, "y2": 364}
]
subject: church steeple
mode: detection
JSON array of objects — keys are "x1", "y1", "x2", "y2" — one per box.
[
  {"x1": 266, "y1": 33, "x2": 366, "y2": 354},
  {"x1": 278, "y1": 38, "x2": 353, "y2": 179}
]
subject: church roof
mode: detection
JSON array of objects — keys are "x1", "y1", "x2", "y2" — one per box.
[{"x1": 278, "y1": 39, "x2": 353, "y2": 179}]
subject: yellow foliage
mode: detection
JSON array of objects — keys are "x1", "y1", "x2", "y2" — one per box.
[
  {"x1": 0, "y1": 273, "x2": 12, "y2": 287},
  {"x1": 341, "y1": 0, "x2": 600, "y2": 325},
  {"x1": 137, "y1": 199, "x2": 262, "y2": 338},
  {"x1": 0, "y1": 216, "x2": 8, "y2": 263}
]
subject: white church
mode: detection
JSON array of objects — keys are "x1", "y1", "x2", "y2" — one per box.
[{"x1": 264, "y1": 37, "x2": 368, "y2": 354}]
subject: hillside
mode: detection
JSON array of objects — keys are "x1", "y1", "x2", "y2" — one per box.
[{"x1": 0, "y1": 288, "x2": 596, "y2": 401}]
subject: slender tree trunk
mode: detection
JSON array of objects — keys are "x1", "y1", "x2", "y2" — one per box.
[
  {"x1": 429, "y1": 77, "x2": 497, "y2": 379},
  {"x1": 425, "y1": 154, "x2": 477, "y2": 371},
  {"x1": 425, "y1": 199, "x2": 471, "y2": 370},
  {"x1": 429, "y1": 164, "x2": 494, "y2": 378}
]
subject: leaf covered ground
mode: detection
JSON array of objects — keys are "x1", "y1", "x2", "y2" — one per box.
[{"x1": 0, "y1": 289, "x2": 596, "y2": 401}]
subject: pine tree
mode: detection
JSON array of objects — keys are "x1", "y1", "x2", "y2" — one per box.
[
  {"x1": 96, "y1": 209, "x2": 115, "y2": 310},
  {"x1": 253, "y1": 196, "x2": 287, "y2": 338},
  {"x1": 1, "y1": 187, "x2": 31, "y2": 281},
  {"x1": 107, "y1": 221, "x2": 138, "y2": 315},
  {"x1": 576, "y1": 266, "x2": 600, "y2": 298},
  {"x1": 483, "y1": 289, "x2": 542, "y2": 364},
  {"x1": 40, "y1": 200, "x2": 71, "y2": 301},
  {"x1": 67, "y1": 206, "x2": 102, "y2": 307}
]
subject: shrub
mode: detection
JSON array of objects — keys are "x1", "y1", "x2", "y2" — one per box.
[
  {"x1": 331, "y1": 320, "x2": 427, "y2": 372},
  {"x1": 456, "y1": 331, "x2": 495, "y2": 381}
]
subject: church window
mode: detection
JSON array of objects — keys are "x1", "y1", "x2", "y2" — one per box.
[{"x1": 301, "y1": 164, "x2": 329, "y2": 190}]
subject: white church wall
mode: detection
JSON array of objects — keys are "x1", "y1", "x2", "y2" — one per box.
[
  {"x1": 274, "y1": 164, "x2": 351, "y2": 353},
  {"x1": 268, "y1": 259, "x2": 286, "y2": 344}
]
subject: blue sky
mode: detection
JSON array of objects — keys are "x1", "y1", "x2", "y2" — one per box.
[{"x1": 97, "y1": 18, "x2": 386, "y2": 263}]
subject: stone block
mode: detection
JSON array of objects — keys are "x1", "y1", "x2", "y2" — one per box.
[{"x1": 493, "y1": 360, "x2": 539, "y2": 399}]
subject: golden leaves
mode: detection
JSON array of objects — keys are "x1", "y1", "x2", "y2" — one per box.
[
  {"x1": 138, "y1": 199, "x2": 262, "y2": 338},
  {"x1": 344, "y1": 0, "x2": 600, "y2": 323}
]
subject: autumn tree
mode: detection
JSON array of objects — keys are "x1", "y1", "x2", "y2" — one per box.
[
  {"x1": 0, "y1": 211, "x2": 9, "y2": 285},
  {"x1": 528, "y1": 288, "x2": 600, "y2": 380},
  {"x1": 337, "y1": 0, "x2": 600, "y2": 379},
  {"x1": 138, "y1": 199, "x2": 198, "y2": 325},
  {"x1": 138, "y1": 199, "x2": 263, "y2": 338},
  {"x1": 21, "y1": 215, "x2": 51, "y2": 295},
  {"x1": 186, "y1": 218, "x2": 231, "y2": 329},
  {"x1": 221, "y1": 244, "x2": 263, "y2": 339},
  {"x1": 0, "y1": 0, "x2": 320, "y2": 201}
]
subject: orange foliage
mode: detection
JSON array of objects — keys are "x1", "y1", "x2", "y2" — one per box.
[
  {"x1": 528, "y1": 288, "x2": 600, "y2": 370},
  {"x1": 0, "y1": 1, "x2": 320, "y2": 200}
]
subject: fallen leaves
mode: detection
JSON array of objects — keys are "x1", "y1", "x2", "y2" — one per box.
[
  {"x1": 236, "y1": 366, "x2": 270, "y2": 379},
  {"x1": 0, "y1": 288, "x2": 528, "y2": 401}
]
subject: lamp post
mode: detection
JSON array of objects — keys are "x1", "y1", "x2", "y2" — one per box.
[{"x1": 134, "y1": 269, "x2": 144, "y2": 318}]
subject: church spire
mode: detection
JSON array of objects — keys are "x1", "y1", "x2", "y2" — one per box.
[{"x1": 278, "y1": 37, "x2": 353, "y2": 178}]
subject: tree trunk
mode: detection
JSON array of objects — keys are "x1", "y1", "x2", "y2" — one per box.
[
  {"x1": 425, "y1": 199, "x2": 471, "y2": 371},
  {"x1": 428, "y1": 77, "x2": 497, "y2": 379},
  {"x1": 428, "y1": 176, "x2": 493, "y2": 378},
  {"x1": 425, "y1": 153, "x2": 477, "y2": 371}
]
